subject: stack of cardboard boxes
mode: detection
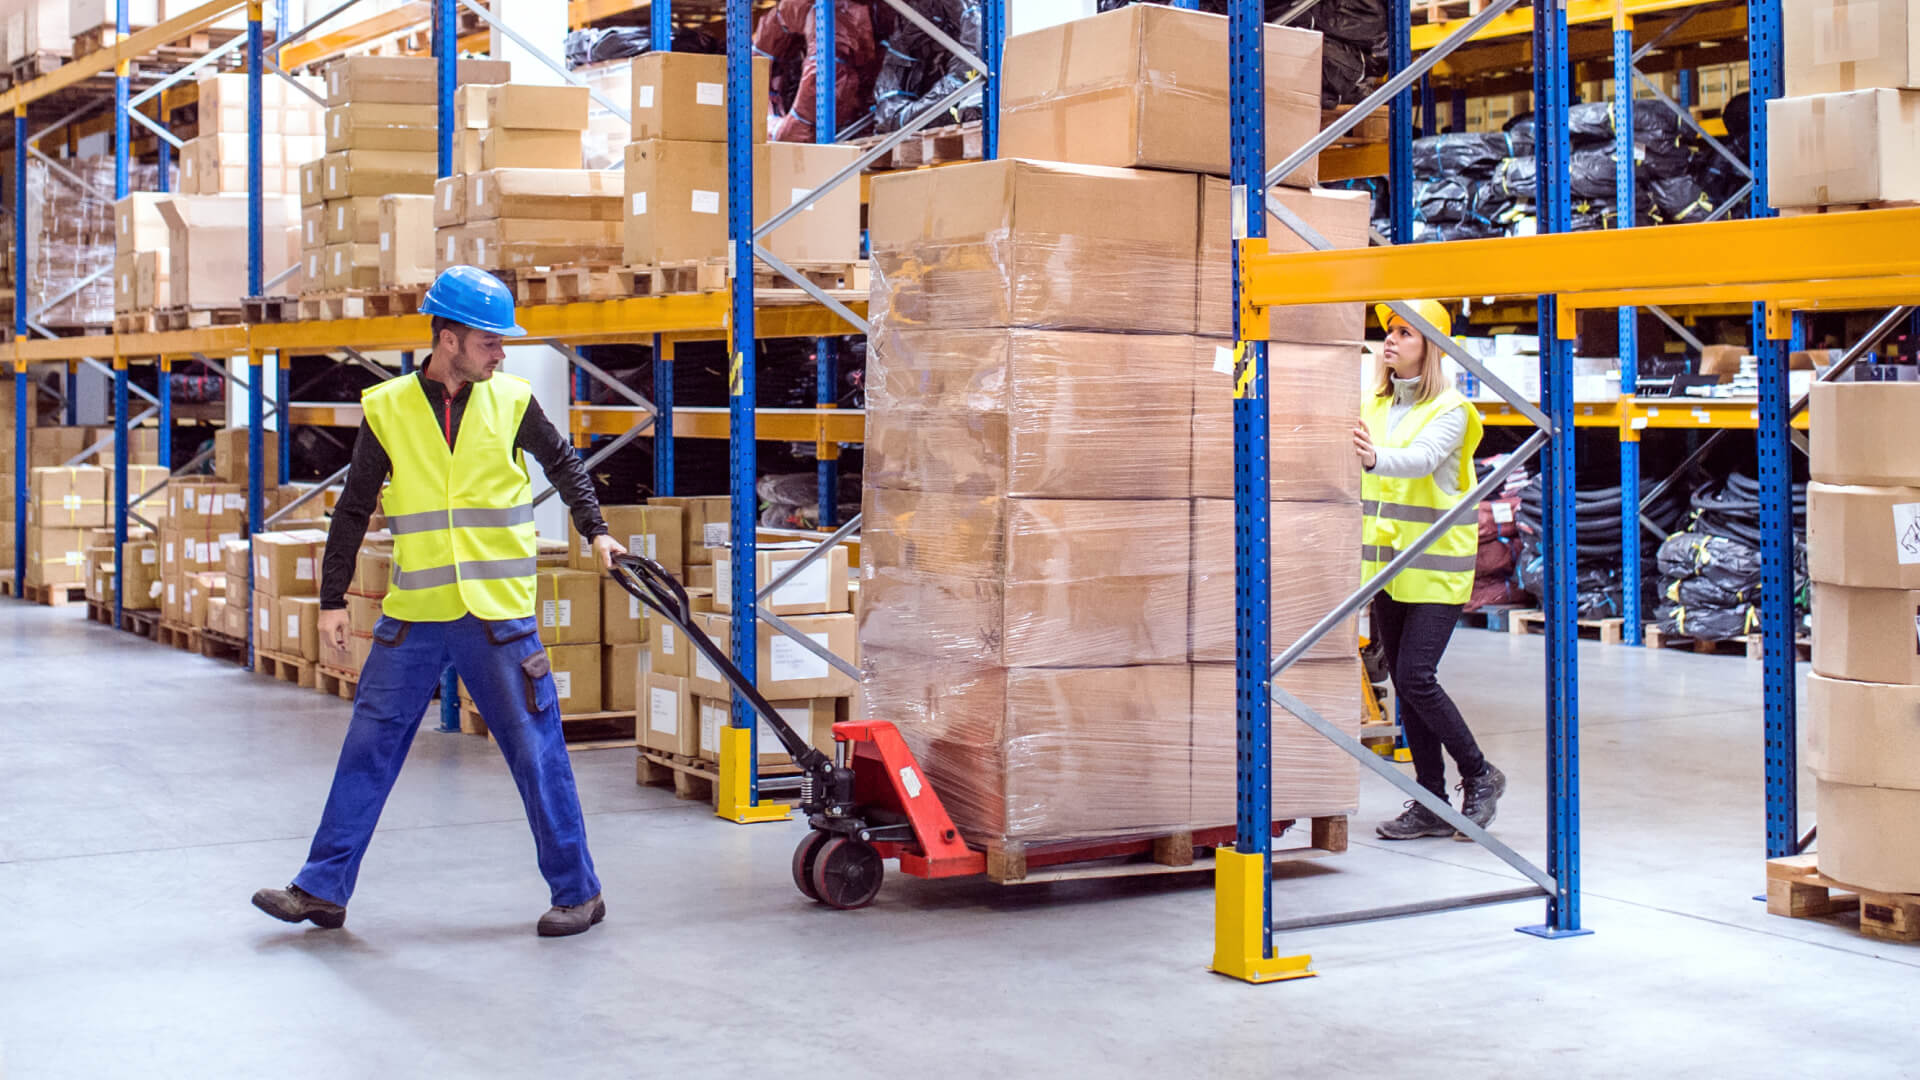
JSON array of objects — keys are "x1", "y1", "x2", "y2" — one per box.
[
  {"x1": 858, "y1": 4, "x2": 1366, "y2": 848},
  {"x1": 1805, "y1": 380, "x2": 1920, "y2": 894},
  {"x1": 303, "y1": 56, "x2": 509, "y2": 294},
  {"x1": 179, "y1": 73, "x2": 325, "y2": 198},
  {"x1": 26, "y1": 465, "x2": 108, "y2": 592},
  {"x1": 1767, "y1": 0, "x2": 1920, "y2": 211},
  {"x1": 251, "y1": 529, "x2": 328, "y2": 659},
  {"x1": 329, "y1": 542, "x2": 390, "y2": 673}
]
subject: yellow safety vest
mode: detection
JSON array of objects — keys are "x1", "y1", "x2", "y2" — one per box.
[
  {"x1": 361, "y1": 373, "x2": 538, "y2": 622},
  {"x1": 1360, "y1": 387, "x2": 1485, "y2": 605}
]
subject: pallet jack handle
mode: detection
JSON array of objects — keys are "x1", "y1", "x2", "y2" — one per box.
[{"x1": 608, "y1": 554, "x2": 832, "y2": 770}]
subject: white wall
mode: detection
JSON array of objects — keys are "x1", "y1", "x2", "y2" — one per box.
[
  {"x1": 488, "y1": 0, "x2": 568, "y2": 87},
  {"x1": 503, "y1": 344, "x2": 574, "y2": 541}
]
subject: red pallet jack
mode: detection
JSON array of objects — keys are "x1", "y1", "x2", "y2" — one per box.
[{"x1": 613, "y1": 554, "x2": 987, "y2": 909}]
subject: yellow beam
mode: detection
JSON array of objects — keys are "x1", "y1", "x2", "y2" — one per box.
[
  {"x1": 570, "y1": 0, "x2": 647, "y2": 27},
  {"x1": 0, "y1": 0, "x2": 247, "y2": 112},
  {"x1": 1479, "y1": 398, "x2": 1810, "y2": 430},
  {"x1": 573, "y1": 405, "x2": 867, "y2": 443},
  {"x1": 1318, "y1": 143, "x2": 1391, "y2": 182},
  {"x1": 1411, "y1": 0, "x2": 1728, "y2": 52},
  {"x1": 279, "y1": 1, "x2": 430, "y2": 71}
]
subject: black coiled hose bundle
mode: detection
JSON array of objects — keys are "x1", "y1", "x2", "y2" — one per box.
[{"x1": 1651, "y1": 473, "x2": 1809, "y2": 640}]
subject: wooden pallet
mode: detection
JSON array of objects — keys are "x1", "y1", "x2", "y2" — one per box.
[
  {"x1": 982, "y1": 817, "x2": 1347, "y2": 885},
  {"x1": 120, "y1": 607, "x2": 160, "y2": 640},
  {"x1": 1409, "y1": 0, "x2": 1484, "y2": 26},
  {"x1": 363, "y1": 284, "x2": 428, "y2": 318},
  {"x1": 23, "y1": 582, "x2": 87, "y2": 607},
  {"x1": 8, "y1": 51, "x2": 65, "y2": 86},
  {"x1": 753, "y1": 261, "x2": 870, "y2": 293},
  {"x1": 0, "y1": 578, "x2": 13, "y2": 598},
  {"x1": 1765, "y1": 854, "x2": 1920, "y2": 944},
  {"x1": 199, "y1": 627, "x2": 249, "y2": 665},
  {"x1": 297, "y1": 291, "x2": 371, "y2": 321},
  {"x1": 84, "y1": 599, "x2": 115, "y2": 625},
  {"x1": 510, "y1": 265, "x2": 623, "y2": 306},
  {"x1": 315, "y1": 663, "x2": 360, "y2": 700},
  {"x1": 858, "y1": 120, "x2": 984, "y2": 170},
  {"x1": 114, "y1": 310, "x2": 160, "y2": 334},
  {"x1": 255, "y1": 647, "x2": 317, "y2": 689},
  {"x1": 1323, "y1": 103, "x2": 1391, "y2": 148},
  {"x1": 1644, "y1": 625, "x2": 1813, "y2": 660},
  {"x1": 636, "y1": 750, "x2": 803, "y2": 803},
  {"x1": 614, "y1": 260, "x2": 730, "y2": 297},
  {"x1": 1510, "y1": 609, "x2": 1626, "y2": 645},
  {"x1": 155, "y1": 305, "x2": 244, "y2": 331},
  {"x1": 1459, "y1": 604, "x2": 1527, "y2": 632},
  {"x1": 155, "y1": 619, "x2": 200, "y2": 651},
  {"x1": 241, "y1": 295, "x2": 301, "y2": 324},
  {"x1": 463, "y1": 706, "x2": 639, "y2": 750},
  {"x1": 72, "y1": 23, "x2": 153, "y2": 60}
]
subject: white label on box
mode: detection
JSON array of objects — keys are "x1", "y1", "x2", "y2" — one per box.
[
  {"x1": 286, "y1": 614, "x2": 299, "y2": 640},
  {"x1": 335, "y1": 206, "x2": 346, "y2": 231},
  {"x1": 542, "y1": 599, "x2": 557, "y2": 627},
  {"x1": 695, "y1": 81, "x2": 723, "y2": 106},
  {"x1": 649, "y1": 686, "x2": 678, "y2": 734},
  {"x1": 332, "y1": 113, "x2": 342, "y2": 138},
  {"x1": 694, "y1": 645, "x2": 721, "y2": 685},
  {"x1": 1213, "y1": 345, "x2": 1234, "y2": 375},
  {"x1": 121, "y1": 273, "x2": 130, "y2": 293},
  {"x1": 198, "y1": 494, "x2": 214, "y2": 515},
  {"x1": 165, "y1": 541, "x2": 174, "y2": 563},
  {"x1": 474, "y1": 239, "x2": 487, "y2": 265},
  {"x1": 257, "y1": 554, "x2": 269, "y2": 579},
  {"x1": 63, "y1": 494, "x2": 80, "y2": 510},
  {"x1": 332, "y1": 250, "x2": 344, "y2": 274},
  {"x1": 713, "y1": 558, "x2": 730, "y2": 603},
  {"x1": 305, "y1": 221, "x2": 316, "y2": 244},
  {"x1": 65, "y1": 552, "x2": 84, "y2": 567},
  {"x1": 1491, "y1": 502, "x2": 1514, "y2": 525},
  {"x1": 141, "y1": 548, "x2": 154, "y2": 566},
  {"x1": 445, "y1": 235, "x2": 457, "y2": 260},
  {"x1": 558, "y1": 599, "x2": 572, "y2": 627},
  {"x1": 184, "y1": 593, "x2": 193, "y2": 613},
  {"x1": 443, "y1": 184, "x2": 455, "y2": 210},
  {"x1": 661, "y1": 624, "x2": 675, "y2": 655},
  {"x1": 329, "y1": 70, "x2": 340, "y2": 95},
  {"x1": 638, "y1": 85, "x2": 656, "y2": 109},
  {"x1": 474, "y1": 177, "x2": 486, "y2": 205},
  {"x1": 296, "y1": 557, "x2": 314, "y2": 581},
  {"x1": 309, "y1": 254, "x2": 321, "y2": 278},
  {"x1": 704, "y1": 522, "x2": 728, "y2": 549},
  {"x1": 225, "y1": 494, "x2": 244, "y2": 511},
  {"x1": 769, "y1": 632, "x2": 831, "y2": 683},
  {"x1": 305, "y1": 168, "x2": 316, "y2": 194},
  {"x1": 327, "y1": 164, "x2": 336, "y2": 189},
  {"x1": 790, "y1": 187, "x2": 814, "y2": 211},
  {"x1": 554, "y1": 671, "x2": 572, "y2": 700},
  {"x1": 167, "y1": 583, "x2": 176, "y2": 604},
  {"x1": 690, "y1": 189, "x2": 720, "y2": 215},
  {"x1": 1894, "y1": 502, "x2": 1920, "y2": 565},
  {"x1": 629, "y1": 594, "x2": 641, "y2": 620},
  {"x1": 380, "y1": 231, "x2": 390, "y2": 252},
  {"x1": 630, "y1": 191, "x2": 647, "y2": 215},
  {"x1": 700, "y1": 701, "x2": 723, "y2": 754},
  {"x1": 770, "y1": 556, "x2": 830, "y2": 608}
]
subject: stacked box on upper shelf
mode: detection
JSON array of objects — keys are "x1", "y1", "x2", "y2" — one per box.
[
  {"x1": 182, "y1": 74, "x2": 325, "y2": 198},
  {"x1": 435, "y1": 84, "x2": 607, "y2": 273},
  {"x1": 1769, "y1": 0, "x2": 1920, "y2": 209}
]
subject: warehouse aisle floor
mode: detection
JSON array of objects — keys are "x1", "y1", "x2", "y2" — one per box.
[{"x1": 2, "y1": 603, "x2": 1913, "y2": 1079}]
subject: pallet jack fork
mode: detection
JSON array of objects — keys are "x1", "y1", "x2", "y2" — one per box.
[{"x1": 612, "y1": 555, "x2": 984, "y2": 908}]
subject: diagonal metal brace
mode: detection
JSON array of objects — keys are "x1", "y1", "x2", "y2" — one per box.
[
  {"x1": 759, "y1": 606, "x2": 863, "y2": 681},
  {"x1": 751, "y1": 244, "x2": 870, "y2": 335},
  {"x1": 756, "y1": 513, "x2": 861, "y2": 603}
]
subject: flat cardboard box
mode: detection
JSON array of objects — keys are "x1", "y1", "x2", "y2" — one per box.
[
  {"x1": 1811, "y1": 584, "x2": 1920, "y2": 684},
  {"x1": 648, "y1": 495, "x2": 730, "y2": 565},
  {"x1": 629, "y1": 52, "x2": 770, "y2": 143},
  {"x1": 155, "y1": 195, "x2": 300, "y2": 309},
  {"x1": 465, "y1": 169, "x2": 623, "y2": 222},
  {"x1": 760, "y1": 142, "x2": 863, "y2": 265},
  {"x1": 622, "y1": 139, "x2": 770, "y2": 267},
  {"x1": 603, "y1": 643, "x2": 644, "y2": 712},
  {"x1": 644, "y1": 672, "x2": 698, "y2": 756},
  {"x1": 347, "y1": 592, "x2": 384, "y2": 636},
  {"x1": 1699, "y1": 343, "x2": 1746, "y2": 380},
  {"x1": 546, "y1": 643, "x2": 603, "y2": 715},
  {"x1": 378, "y1": 194, "x2": 437, "y2": 287},
  {"x1": 858, "y1": 492, "x2": 1190, "y2": 667},
  {"x1": 696, "y1": 696, "x2": 728, "y2": 761},
  {"x1": 1192, "y1": 341, "x2": 1364, "y2": 501},
  {"x1": 1784, "y1": 0, "x2": 1920, "y2": 95},
  {"x1": 322, "y1": 150, "x2": 439, "y2": 199},
  {"x1": 455, "y1": 129, "x2": 484, "y2": 176},
  {"x1": 324, "y1": 242, "x2": 382, "y2": 290},
  {"x1": 115, "y1": 192, "x2": 172, "y2": 254},
  {"x1": 322, "y1": 56, "x2": 511, "y2": 107},
  {"x1": 134, "y1": 250, "x2": 168, "y2": 309},
  {"x1": 434, "y1": 174, "x2": 467, "y2": 227},
  {"x1": 300, "y1": 160, "x2": 325, "y2": 207},
  {"x1": 537, "y1": 568, "x2": 601, "y2": 646},
  {"x1": 253, "y1": 529, "x2": 328, "y2": 598},
  {"x1": 1766, "y1": 88, "x2": 1920, "y2": 206},
  {"x1": 29, "y1": 466, "x2": 108, "y2": 528},
  {"x1": 324, "y1": 195, "x2": 384, "y2": 244},
  {"x1": 647, "y1": 609, "x2": 704, "y2": 679},
  {"x1": 602, "y1": 577, "x2": 649, "y2": 645},
  {"x1": 1807, "y1": 482, "x2": 1920, "y2": 588},
  {"x1": 864, "y1": 327, "x2": 1195, "y2": 499},
  {"x1": 688, "y1": 612, "x2": 859, "y2": 701},
  {"x1": 868, "y1": 158, "x2": 1201, "y2": 334},
  {"x1": 1810, "y1": 380, "x2": 1920, "y2": 486},
  {"x1": 1192, "y1": 658, "x2": 1362, "y2": 824},
  {"x1": 480, "y1": 128, "x2": 585, "y2": 171},
  {"x1": 1198, "y1": 178, "x2": 1369, "y2": 340},
  {"x1": 1816, "y1": 779, "x2": 1920, "y2": 892},
  {"x1": 325, "y1": 102, "x2": 439, "y2": 153},
  {"x1": 1808, "y1": 673, "x2": 1920, "y2": 787},
  {"x1": 1191, "y1": 499, "x2": 1361, "y2": 662},
  {"x1": 452, "y1": 83, "x2": 491, "y2": 130},
  {"x1": 277, "y1": 595, "x2": 321, "y2": 659},
  {"x1": 712, "y1": 543, "x2": 851, "y2": 616},
  {"x1": 213, "y1": 426, "x2": 281, "y2": 486},
  {"x1": 999, "y1": 5, "x2": 1322, "y2": 184},
  {"x1": 485, "y1": 83, "x2": 591, "y2": 130},
  {"x1": 689, "y1": 565, "x2": 716, "y2": 591},
  {"x1": 353, "y1": 547, "x2": 391, "y2": 596},
  {"x1": 26, "y1": 526, "x2": 89, "y2": 586},
  {"x1": 467, "y1": 217, "x2": 621, "y2": 271}
]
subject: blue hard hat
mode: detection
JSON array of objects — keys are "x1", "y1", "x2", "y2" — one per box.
[{"x1": 420, "y1": 265, "x2": 527, "y2": 336}]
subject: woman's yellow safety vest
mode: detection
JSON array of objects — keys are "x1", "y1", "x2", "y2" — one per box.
[
  {"x1": 361, "y1": 374, "x2": 538, "y2": 622},
  {"x1": 1360, "y1": 386, "x2": 1485, "y2": 605}
]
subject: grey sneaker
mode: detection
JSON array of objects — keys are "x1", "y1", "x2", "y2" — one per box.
[
  {"x1": 537, "y1": 894, "x2": 606, "y2": 937},
  {"x1": 1376, "y1": 800, "x2": 1455, "y2": 840},
  {"x1": 252, "y1": 884, "x2": 346, "y2": 929},
  {"x1": 1454, "y1": 763, "x2": 1508, "y2": 841}
]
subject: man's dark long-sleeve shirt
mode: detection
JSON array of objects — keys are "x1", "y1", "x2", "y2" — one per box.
[{"x1": 320, "y1": 373, "x2": 608, "y2": 610}]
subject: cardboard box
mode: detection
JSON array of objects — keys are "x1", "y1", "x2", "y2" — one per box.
[
  {"x1": 546, "y1": 643, "x2": 603, "y2": 715},
  {"x1": 301, "y1": 159, "x2": 325, "y2": 207},
  {"x1": 322, "y1": 150, "x2": 439, "y2": 199},
  {"x1": 1808, "y1": 673, "x2": 1920, "y2": 787},
  {"x1": 213, "y1": 427, "x2": 281, "y2": 486},
  {"x1": 749, "y1": 698, "x2": 838, "y2": 767},
  {"x1": 321, "y1": 56, "x2": 511, "y2": 107},
  {"x1": 347, "y1": 592, "x2": 385, "y2": 637},
  {"x1": 1199, "y1": 178, "x2": 1369, "y2": 340},
  {"x1": 325, "y1": 102, "x2": 439, "y2": 153},
  {"x1": 29, "y1": 466, "x2": 108, "y2": 528},
  {"x1": 537, "y1": 568, "x2": 602, "y2": 646},
  {"x1": 182, "y1": 570, "x2": 225, "y2": 630},
  {"x1": 999, "y1": 5, "x2": 1322, "y2": 184},
  {"x1": 253, "y1": 529, "x2": 328, "y2": 597},
  {"x1": 378, "y1": 193, "x2": 437, "y2": 287},
  {"x1": 434, "y1": 174, "x2": 467, "y2": 227},
  {"x1": 134, "y1": 249, "x2": 168, "y2": 309},
  {"x1": 867, "y1": 158, "x2": 1201, "y2": 334},
  {"x1": 1816, "y1": 779, "x2": 1920, "y2": 892},
  {"x1": 688, "y1": 611, "x2": 859, "y2": 701},
  {"x1": 353, "y1": 547, "x2": 392, "y2": 596},
  {"x1": 1810, "y1": 380, "x2": 1920, "y2": 486},
  {"x1": 1699, "y1": 343, "x2": 1746, "y2": 380},
  {"x1": 465, "y1": 169, "x2": 623, "y2": 222},
  {"x1": 155, "y1": 194, "x2": 300, "y2": 308},
  {"x1": 648, "y1": 495, "x2": 730, "y2": 565},
  {"x1": 622, "y1": 139, "x2": 770, "y2": 267},
  {"x1": 760, "y1": 142, "x2": 863, "y2": 265},
  {"x1": 121, "y1": 539, "x2": 160, "y2": 610},
  {"x1": 115, "y1": 192, "x2": 172, "y2": 254},
  {"x1": 467, "y1": 217, "x2": 621, "y2": 271},
  {"x1": 323, "y1": 195, "x2": 383, "y2": 245},
  {"x1": 644, "y1": 672, "x2": 697, "y2": 755},
  {"x1": 603, "y1": 643, "x2": 644, "y2": 712},
  {"x1": 602, "y1": 576, "x2": 648, "y2": 645},
  {"x1": 712, "y1": 543, "x2": 851, "y2": 616},
  {"x1": 1192, "y1": 659, "x2": 1362, "y2": 825},
  {"x1": 455, "y1": 129, "x2": 484, "y2": 175},
  {"x1": 864, "y1": 327, "x2": 1195, "y2": 498},
  {"x1": 1785, "y1": 0, "x2": 1920, "y2": 95},
  {"x1": 571, "y1": 504, "x2": 684, "y2": 573},
  {"x1": 1190, "y1": 499, "x2": 1361, "y2": 662},
  {"x1": 696, "y1": 695, "x2": 727, "y2": 761},
  {"x1": 114, "y1": 252, "x2": 138, "y2": 313},
  {"x1": 484, "y1": 83, "x2": 591, "y2": 130},
  {"x1": 453, "y1": 82, "x2": 491, "y2": 130},
  {"x1": 1766, "y1": 89, "x2": 1920, "y2": 207},
  {"x1": 276, "y1": 595, "x2": 321, "y2": 659},
  {"x1": 1192, "y1": 341, "x2": 1363, "y2": 501},
  {"x1": 480, "y1": 128, "x2": 585, "y2": 171},
  {"x1": 1811, "y1": 584, "x2": 1920, "y2": 684},
  {"x1": 324, "y1": 242, "x2": 382, "y2": 289},
  {"x1": 647, "y1": 609, "x2": 701, "y2": 679},
  {"x1": 1807, "y1": 482, "x2": 1920, "y2": 588},
  {"x1": 628, "y1": 51, "x2": 770, "y2": 143}
]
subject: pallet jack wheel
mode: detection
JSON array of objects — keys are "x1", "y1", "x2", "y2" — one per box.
[
  {"x1": 792, "y1": 829, "x2": 831, "y2": 902},
  {"x1": 809, "y1": 836, "x2": 884, "y2": 910}
]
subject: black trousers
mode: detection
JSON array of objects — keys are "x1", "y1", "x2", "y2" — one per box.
[{"x1": 1372, "y1": 593, "x2": 1487, "y2": 799}]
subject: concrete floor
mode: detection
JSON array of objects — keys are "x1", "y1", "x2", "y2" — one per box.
[{"x1": 2, "y1": 603, "x2": 1915, "y2": 1079}]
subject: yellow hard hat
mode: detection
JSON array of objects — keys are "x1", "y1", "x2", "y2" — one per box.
[{"x1": 1375, "y1": 299, "x2": 1453, "y2": 340}]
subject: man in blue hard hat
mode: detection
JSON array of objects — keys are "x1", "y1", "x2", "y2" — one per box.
[{"x1": 253, "y1": 266, "x2": 627, "y2": 938}]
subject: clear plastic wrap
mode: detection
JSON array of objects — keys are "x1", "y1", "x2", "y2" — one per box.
[
  {"x1": 1190, "y1": 498, "x2": 1361, "y2": 663},
  {"x1": 1191, "y1": 658, "x2": 1362, "y2": 826},
  {"x1": 864, "y1": 325, "x2": 1195, "y2": 498},
  {"x1": 27, "y1": 157, "x2": 135, "y2": 328},
  {"x1": 858, "y1": 489, "x2": 1192, "y2": 668},
  {"x1": 1192, "y1": 341, "x2": 1365, "y2": 501},
  {"x1": 1198, "y1": 177, "x2": 1368, "y2": 341}
]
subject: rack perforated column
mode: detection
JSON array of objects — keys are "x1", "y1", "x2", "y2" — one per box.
[
  {"x1": 813, "y1": 0, "x2": 838, "y2": 527},
  {"x1": 1614, "y1": 16, "x2": 1641, "y2": 645},
  {"x1": 726, "y1": 0, "x2": 763, "y2": 800}
]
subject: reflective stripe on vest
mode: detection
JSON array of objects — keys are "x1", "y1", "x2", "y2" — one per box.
[
  {"x1": 362, "y1": 373, "x2": 538, "y2": 622},
  {"x1": 1359, "y1": 386, "x2": 1485, "y2": 605}
]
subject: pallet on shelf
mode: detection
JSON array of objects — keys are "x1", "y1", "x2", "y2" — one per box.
[
  {"x1": 363, "y1": 284, "x2": 428, "y2": 318},
  {"x1": 1643, "y1": 625, "x2": 1812, "y2": 661},
  {"x1": 753, "y1": 260, "x2": 869, "y2": 293},
  {"x1": 156, "y1": 304, "x2": 244, "y2": 331},
  {"x1": 1777, "y1": 200, "x2": 1919, "y2": 219},
  {"x1": 1765, "y1": 854, "x2": 1920, "y2": 943},
  {"x1": 114, "y1": 310, "x2": 160, "y2": 334},
  {"x1": 241, "y1": 295, "x2": 300, "y2": 324},
  {"x1": 510, "y1": 265, "x2": 623, "y2": 306},
  {"x1": 0, "y1": 578, "x2": 13, "y2": 598},
  {"x1": 857, "y1": 120, "x2": 983, "y2": 170},
  {"x1": 24, "y1": 582, "x2": 87, "y2": 607},
  {"x1": 297, "y1": 291, "x2": 372, "y2": 322},
  {"x1": 1408, "y1": 0, "x2": 1483, "y2": 26},
  {"x1": 72, "y1": 23, "x2": 153, "y2": 60},
  {"x1": 463, "y1": 705, "x2": 638, "y2": 750},
  {"x1": 982, "y1": 817, "x2": 1346, "y2": 885},
  {"x1": 1459, "y1": 604, "x2": 1526, "y2": 632},
  {"x1": 1322, "y1": 103, "x2": 1390, "y2": 147},
  {"x1": 8, "y1": 51, "x2": 65, "y2": 86},
  {"x1": 255, "y1": 648, "x2": 316, "y2": 689},
  {"x1": 84, "y1": 599, "x2": 115, "y2": 625},
  {"x1": 314, "y1": 664, "x2": 360, "y2": 701},
  {"x1": 1510, "y1": 609, "x2": 1625, "y2": 645},
  {"x1": 613, "y1": 260, "x2": 730, "y2": 297}
]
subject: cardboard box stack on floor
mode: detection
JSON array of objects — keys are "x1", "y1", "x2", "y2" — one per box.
[
  {"x1": 1768, "y1": 0, "x2": 1920, "y2": 210},
  {"x1": 310, "y1": 55, "x2": 510, "y2": 294},
  {"x1": 252, "y1": 529, "x2": 328, "y2": 659},
  {"x1": 858, "y1": 5, "x2": 1363, "y2": 848},
  {"x1": 1805, "y1": 380, "x2": 1920, "y2": 894}
]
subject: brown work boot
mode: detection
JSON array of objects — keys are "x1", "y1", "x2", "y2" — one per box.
[
  {"x1": 536, "y1": 894, "x2": 606, "y2": 937},
  {"x1": 252, "y1": 884, "x2": 346, "y2": 929}
]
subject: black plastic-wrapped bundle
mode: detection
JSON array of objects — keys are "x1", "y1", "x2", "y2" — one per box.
[
  {"x1": 1412, "y1": 219, "x2": 1501, "y2": 241},
  {"x1": 1490, "y1": 155, "x2": 1536, "y2": 200},
  {"x1": 1656, "y1": 529, "x2": 1762, "y2": 594},
  {"x1": 1412, "y1": 132, "x2": 1509, "y2": 179},
  {"x1": 1648, "y1": 175, "x2": 1714, "y2": 222},
  {"x1": 1471, "y1": 181, "x2": 1519, "y2": 227},
  {"x1": 565, "y1": 27, "x2": 718, "y2": 67},
  {"x1": 1504, "y1": 114, "x2": 1535, "y2": 159},
  {"x1": 1571, "y1": 198, "x2": 1616, "y2": 231},
  {"x1": 1297, "y1": 0, "x2": 1389, "y2": 48},
  {"x1": 1414, "y1": 175, "x2": 1474, "y2": 224},
  {"x1": 1320, "y1": 36, "x2": 1373, "y2": 106},
  {"x1": 1570, "y1": 147, "x2": 1617, "y2": 199},
  {"x1": 1569, "y1": 101, "x2": 1614, "y2": 145},
  {"x1": 873, "y1": 0, "x2": 982, "y2": 134},
  {"x1": 1655, "y1": 602, "x2": 1758, "y2": 640}
]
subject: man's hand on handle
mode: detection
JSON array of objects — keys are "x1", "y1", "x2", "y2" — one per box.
[
  {"x1": 318, "y1": 608, "x2": 349, "y2": 653},
  {"x1": 593, "y1": 533, "x2": 628, "y2": 571}
]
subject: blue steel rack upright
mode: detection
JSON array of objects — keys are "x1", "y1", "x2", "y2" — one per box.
[{"x1": 653, "y1": 0, "x2": 675, "y2": 501}]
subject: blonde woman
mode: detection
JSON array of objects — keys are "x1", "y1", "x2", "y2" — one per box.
[{"x1": 1354, "y1": 301, "x2": 1504, "y2": 841}]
